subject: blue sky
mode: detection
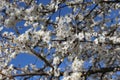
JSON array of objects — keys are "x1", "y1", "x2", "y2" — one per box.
[
  {"x1": 10, "y1": 0, "x2": 72, "y2": 67},
  {"x1": 6, "y1": 0, "x2": 120, "y2": 80}
]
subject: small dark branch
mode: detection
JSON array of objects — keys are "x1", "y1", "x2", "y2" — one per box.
[
  {"x1": 25, "y1": 42, "x2": 54, "y2": 69},
  {"x1": 105, "y1": 26, "x2": 118, "y2": 37},
  {"x1": 77, "y1": 4, "x2": 98, "y2": 28},
  {"x1": 30, "y1": 48, "x2": 54, "y2": 69},
  {"x1": 23, "y1": 76, "x2": 31, "y2": 80},
  {"x1": 100, "y1": 1, "x2": 120, "y2": 4},
  {"x1": 51, "y1": 39, "x2": 67, "y2": 42},
  {"x1": 2, "y1": 72, "x2": 49, "y2": 80},
  {"x1": 12, "y1": 72, "x2": 49, "y2": 77},
  {"x1": 51, "y1": 37, "x2": 67, "y2": 43},
  {"x1": 83, "y1": 66, "x2": 120, "y2": 77},
  {"x1": 80, "y1": 40, "x2": 120, "y2": 46},
  {"x1": 59, "y1": 66, "x2": 120, "y2": 79},
  {"x1": 100, "y1": 73, "x2": 105, "y2": 80},
  {"x1": 26, "y1": 0, "x2": 34, "y2": 6},
  {"x1": 52, "y1": 38, "x2": 120, "y2": 46},
  {"x1": 14, "y1": 26, "x2": 20, "y2": 36},
  {"x1": 84, "y1": 4, "x2": 98, "y2": 18}
]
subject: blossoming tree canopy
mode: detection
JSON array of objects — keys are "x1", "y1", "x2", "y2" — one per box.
[{"x1": 0, "y1": 0, "x2": 120, "y2": 80}]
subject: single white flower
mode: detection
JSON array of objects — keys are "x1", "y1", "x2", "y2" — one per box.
[
  {"x1": 53, "y1": 56, "x2": 60, "y2": 65},
  {"x1": 94, "y1": 38, "x2": 99, "y2": 44},
  {"x1": 72, "y1": 57, "x2": 84, "y2": 71},
  {"x1": 75, "y1": 32, "x2": 84, "y2": 40},
  {"x1": 99, "y1": 36, "x2": 105, "y2": 42},
  {"x1": 33, "y1": 23, "x2": 39, "y2": 28}
]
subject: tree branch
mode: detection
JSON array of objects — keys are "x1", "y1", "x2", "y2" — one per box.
[
  {"x1": 3, "y1": 72, "x2": 49, "y2": 80},
  {"x1": 100, "y1": 1, "x2": 120, "y2": 4},
  {"x1": 29, "y1": 47, "x2": 54, "y2": 69},
  {"x1": 83, "y1": 66, "x2": 120, "y2": 77}
]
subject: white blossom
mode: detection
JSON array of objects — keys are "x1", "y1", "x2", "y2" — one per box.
[
  {"x1": 0, "y1": 0, "x2": 119, "y2": 80},
  {"x1": 99, "y1": 36, "x2": 105, "y2": 42},
  {"x1": 17, "y1": 33, "x2": 29, "y2": 42},
  {"x1": 4, "y1": 18, "x2": 15, "y2": 27},
  {"x1": 25, "y1": 6, "x2": 34, "y2": 15},
  {"x1": 94, "y1": 38, "x2": 99, "y2": 44},
  {"x1": 63, "y1": 72, "x2": 82, "y2": 80},
  {"x1": 42, "y1": 31, "x2": 51, "y2": 43},
  {"x1": 72, "y1": 57, "x2": 84, "y2": 71},
  {"x1": 53, "y1": 56, "x2": 60, "y2": 65},
  {"x1": 75, "y1": 32, "x2": 84, "y2": 40},
  {"x1": 33, "y1": 22, "x2": 39, "y2": 28}
]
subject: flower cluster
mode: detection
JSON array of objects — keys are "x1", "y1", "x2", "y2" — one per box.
[{"x1": 0, "y1": 0, "x2": 120, "y2": 80}]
